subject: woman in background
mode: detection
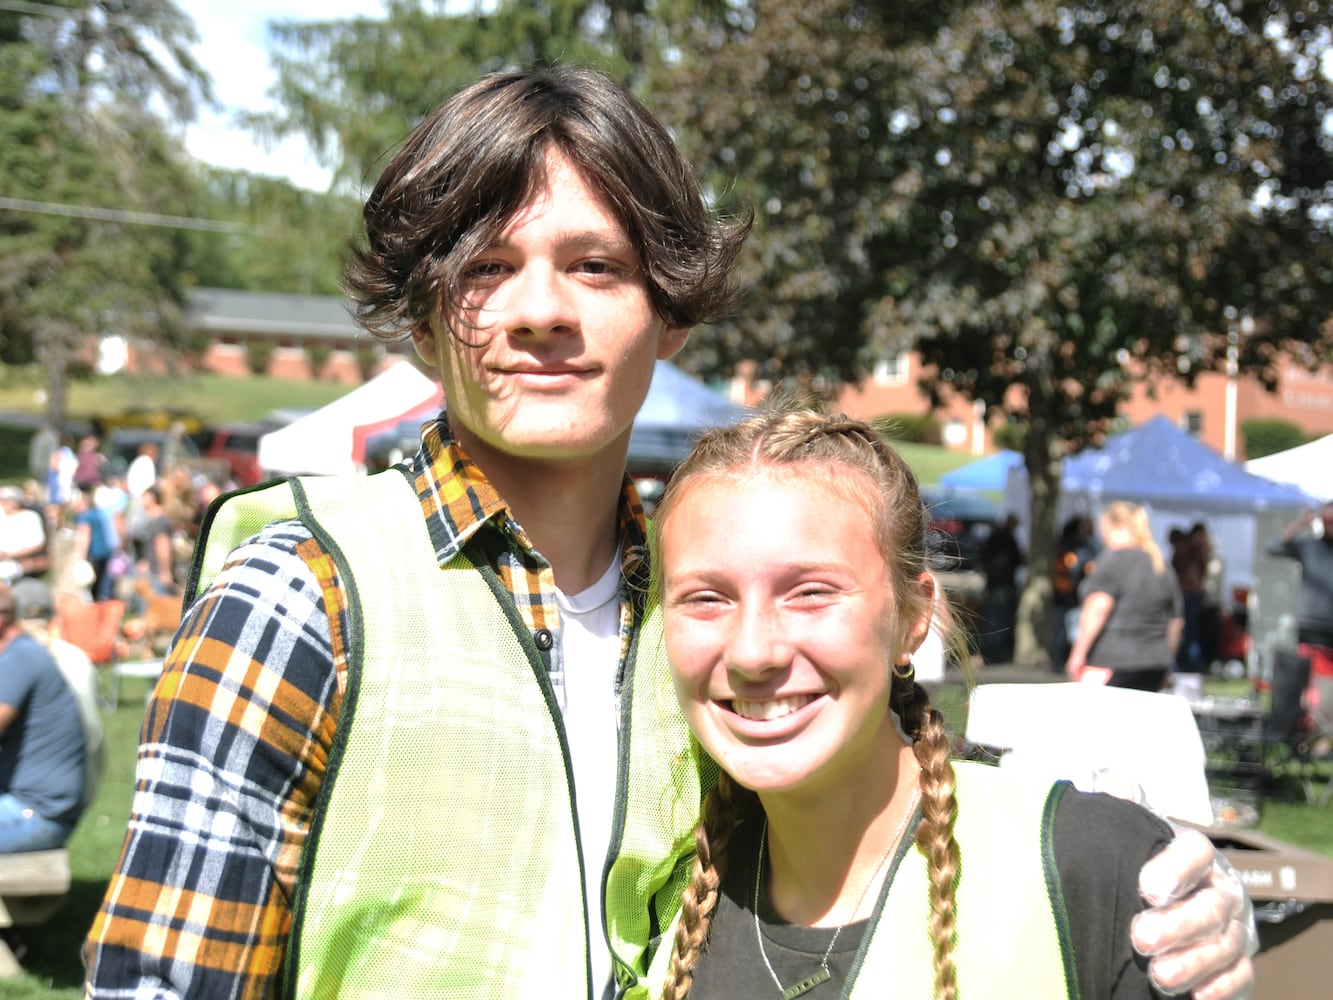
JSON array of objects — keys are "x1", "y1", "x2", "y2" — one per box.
[{"x1": 1066, "y1": 501, "x2": 1183, "y2": 691}]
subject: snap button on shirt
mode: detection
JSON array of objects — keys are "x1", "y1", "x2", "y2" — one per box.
[{"x1": 534, "y1": 628, "x2": 555, "y2": 650}]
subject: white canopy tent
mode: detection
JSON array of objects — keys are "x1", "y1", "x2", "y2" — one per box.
[
  {"x1": 1245, "y1": 433, "x2": 1333, "y2": 503},
  {"x1": 258, "y1": 362, "x2": 442, "y2": 477}
]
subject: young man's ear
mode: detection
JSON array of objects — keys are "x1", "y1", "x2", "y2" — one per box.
[
  {"x1": 411, "y1": 324, "x2": 438, "y2": 366},
  {"x1": 657, "y1": 327, "x2": 690, "y2": 361}
]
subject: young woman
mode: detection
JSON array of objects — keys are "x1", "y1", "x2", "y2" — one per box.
[
  {"x1": 1066, "y1": 501, "x2": 1184, "y2": 691},
  {"x1": 648, "y1": 409, "x2": 1177, "y2": 999}
]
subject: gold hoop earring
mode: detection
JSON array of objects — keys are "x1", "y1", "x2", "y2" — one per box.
[{"x1": 892, "y1": 658, "x2": 915, "y2": 682}]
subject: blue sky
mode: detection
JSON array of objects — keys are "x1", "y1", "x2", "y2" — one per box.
[{"x1": 176, "y1": 1, "x2": 388, "y2": 191}]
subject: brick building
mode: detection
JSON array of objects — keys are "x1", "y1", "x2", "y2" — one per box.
[
  {"x1": 136, "y1": 287, "x2": 413, "y2": 383},
  {"x1": 170, "y1": 289, "x2": 1333, "y2": 460},
  {"x1": 729, "y1": 347, "x2": 1333, "y2": 462}
]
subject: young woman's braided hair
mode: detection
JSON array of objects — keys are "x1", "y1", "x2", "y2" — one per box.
[{"x1": 653, "y1": 406, "x2": 963, "y2": 1000}]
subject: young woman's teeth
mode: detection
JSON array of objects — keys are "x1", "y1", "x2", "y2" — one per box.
[{"x1": 731, "y1": 695, "x2": 815, "y2": 721}]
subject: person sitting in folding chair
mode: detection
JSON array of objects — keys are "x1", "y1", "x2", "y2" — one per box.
[{"x1": 0, "y1": 583, "x2": 90, "y2": 853}]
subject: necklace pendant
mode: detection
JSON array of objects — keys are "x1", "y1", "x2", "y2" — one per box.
[{"x1": 781, "y1": 965, "x2": 832, "y2": 999}]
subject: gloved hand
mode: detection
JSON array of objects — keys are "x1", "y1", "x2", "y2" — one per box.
[{"x1": 1131, "y1": 827, "x2": 1258, "y2": 1000}]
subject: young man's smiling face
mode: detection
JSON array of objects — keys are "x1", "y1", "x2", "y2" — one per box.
[{"x1": 414, "y1": 147, "x2": 687, "y2": 472}]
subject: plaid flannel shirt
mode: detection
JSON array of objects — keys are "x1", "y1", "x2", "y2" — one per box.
[{"x1": 83, "y1": 417, "x2": 650, "y2": 998}]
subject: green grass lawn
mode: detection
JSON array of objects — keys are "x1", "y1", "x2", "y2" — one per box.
[
  {"x1": 0, "y1": 369, "x2": 352, "y2": 432},
  {"x1": 4, "y1": 674, "x2": 1328, "y2": 997},
  {"x1": 893, "y1": 439, "x2": 985, "y2": 485}
]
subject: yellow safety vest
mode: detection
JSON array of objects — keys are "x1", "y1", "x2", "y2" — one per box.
[
  {"x1": 190, "y1": 471, "x2": 713, "y2": 999},
  {"x1": 637, "y1": 763, "x2": 1074, "y2": 999}
]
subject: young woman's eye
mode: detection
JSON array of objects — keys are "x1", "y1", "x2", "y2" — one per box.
[
  {"x1": 793, "y1": 584, "x2": 837, "y2": 601},
  {"x1": 669, "y1": 588, "x2": 725, "y2": 608}
]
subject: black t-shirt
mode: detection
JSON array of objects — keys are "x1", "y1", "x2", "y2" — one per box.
[
  {"x1": 684, "y1": 786, "x2": 1171, "y2": 999},
  {"x1": 1082, "y1": 548, "x2": 1182, "y2": 672}
]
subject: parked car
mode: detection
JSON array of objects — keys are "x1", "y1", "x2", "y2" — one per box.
[
  {"x1": 102, "y1": 428, "x2": 203, "y2": 479},
  {"x1": 920, "y1": 485, "x2": 1002, "y2": 574},
  {"x1": 199, "y1": 422, "x2": 276, "y2": 487},
  {"x1": 96, "y1": 405, "x2": 204, "y2": 436}
]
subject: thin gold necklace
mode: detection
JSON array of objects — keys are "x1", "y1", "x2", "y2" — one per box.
[{"x1": 752, "y1": 786, "x2": 921, "y2": 1000}]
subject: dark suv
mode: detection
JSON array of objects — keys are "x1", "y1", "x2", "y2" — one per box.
[
  {"x1": 920, "y1": 485, "x2": 1002, "y2": 574},
  {"x1": 103, "y1": 428, "x2": 202, "y2": 479}
]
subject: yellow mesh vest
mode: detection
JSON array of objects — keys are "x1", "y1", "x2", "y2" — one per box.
[
  {"x1": 190, "y1": 473, "x2": 710, "y2": 999},
  {"x1": 638, "y1": 763, "x2": 1073, "y2": 999}
]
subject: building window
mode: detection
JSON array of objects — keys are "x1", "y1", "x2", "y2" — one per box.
[
  {"x1": 873, "y1": 351, "x2": 909, "y2": 385},
  {"x1": 1183, "y1": 411, "x2": 1203, "y2": 435}
]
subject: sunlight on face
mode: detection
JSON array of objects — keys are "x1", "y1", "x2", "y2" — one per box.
[
  {"x1": 660, "y1": 467, "x2": 914, "y2": 801},
  {"x1": 411, "y1": 148, "x2": 686, "y2": 471}
]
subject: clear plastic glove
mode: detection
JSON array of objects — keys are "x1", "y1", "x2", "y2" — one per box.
[{"x1": 1131, "y1": 827, "x2": 1258, "y2": 1000}]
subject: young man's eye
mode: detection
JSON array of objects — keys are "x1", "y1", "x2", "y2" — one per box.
[
  {"x1": 463, "y1": 260, "x2": 507, "y2": 281},
  {"x1": 574, "y1": 258, "x2": 626, "y2": 277}
]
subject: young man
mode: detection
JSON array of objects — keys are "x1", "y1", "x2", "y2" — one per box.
[{"x1": 85, "y1": 67, "x2": 1254, "y2": 1000}]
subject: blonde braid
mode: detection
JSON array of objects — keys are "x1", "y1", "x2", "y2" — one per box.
[
  {"x1": 661, "y1": 772, "x2": 755, "y2": 1000},
  {"x1": 897, "y1": 678, "x2": 961, "y2": 1000}
]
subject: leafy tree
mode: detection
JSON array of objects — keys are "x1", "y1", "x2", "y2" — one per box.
[
  {"x1": 256, "y1": 0, "x2": 1333, "y2": 668},
  {"x1": 0, "y1": 0, "x2": 211, "y2": 430},
  {"x1": 1241, "y1": 417, "x2": 1308, "y2": 459},
  {"x1": 184, "y1": 168, "x2": 359, "y2": 296},
  {"x1": 652, "y1": 0, "x2": 1333, "y2": 665},
  {"x1": 256, "y1": 0, "x2": 721, "y2": 189}
]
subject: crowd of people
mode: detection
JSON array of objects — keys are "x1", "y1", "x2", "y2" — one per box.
[
  {"x1": 1, "y1": 434, "x2": 225, "y2": 633},
  {"x1": 0, "y1": 430, "x2": 227, "y2": 958},
  {"x1": 968, "y1": 504, "x2": 1237, "y2": 694}
]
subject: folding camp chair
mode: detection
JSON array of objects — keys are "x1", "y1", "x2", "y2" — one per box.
[
  {"x1": 964, "y1": 682, "x2": 1215, "y2": 826},
  {"x1": 52, "y1": 594, "x2": 127, "y2": 710}
]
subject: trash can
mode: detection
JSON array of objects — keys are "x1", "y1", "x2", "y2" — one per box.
[{"x1": 1202, "y1": 826, "x2": 1333, "y2": 1000}]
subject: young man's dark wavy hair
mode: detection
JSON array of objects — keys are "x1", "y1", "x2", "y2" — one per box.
[{"x1": 345, "y1": 64, "x2": 751, "y2": 342}]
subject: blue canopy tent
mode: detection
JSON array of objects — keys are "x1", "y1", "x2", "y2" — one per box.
[
  {"x1": 1062, "y1": 415, "x2": 1313, "y2": 513},
  {"x1": 1001, "y1": 415, "x2": 1314, "y2": 604},
  {"x1": 939, "y1": 449, "x2": 1023, "y2": 492},
  {"x1": 626, "y1": 361, "x2": 749, "y2": 471},
  {"x1": 363, "y1": 360, "x2": 747, "y2": 473}
]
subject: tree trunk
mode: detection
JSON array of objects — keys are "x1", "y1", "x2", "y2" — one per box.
[
  {"x1": 1012, "y1": 377, "x2": 1063, "y2": 670},
  {"x1": 40, "y1": 325, "x2": 69, "y2": 433}
]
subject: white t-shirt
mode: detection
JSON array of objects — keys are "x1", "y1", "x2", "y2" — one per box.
[
  {"x1": 557, "y1": 557, "x2": 623, "y2": 998},
  {"x1": 0, "y1": 506, "x2": 46, "y2": 557},
  {"x1": 125, "y1": 454, "x2": 156, "y2": 498}
]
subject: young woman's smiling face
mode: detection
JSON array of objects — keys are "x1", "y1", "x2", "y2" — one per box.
[{"x1": 661, "y1": 466, "x2": 925, "y2": 801}]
